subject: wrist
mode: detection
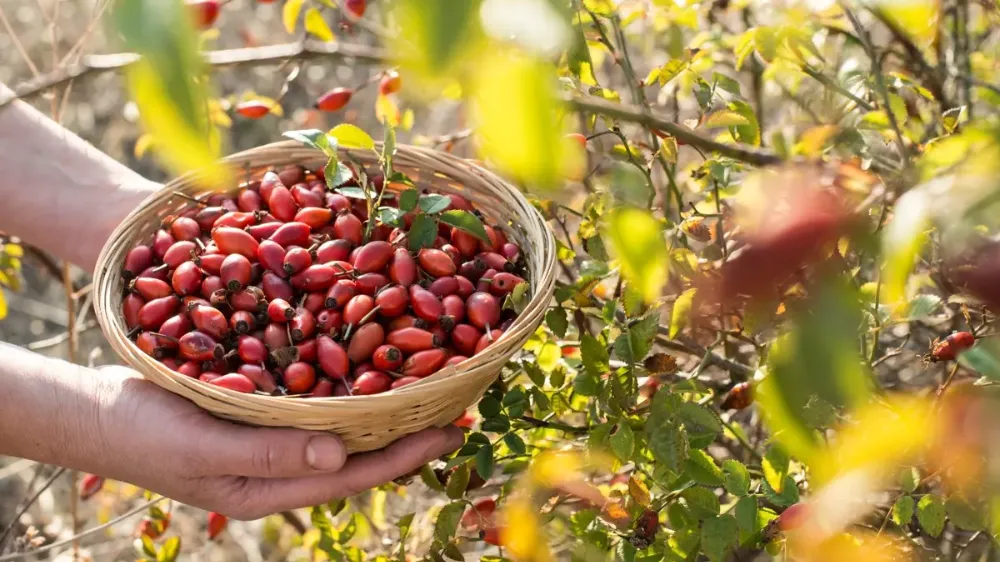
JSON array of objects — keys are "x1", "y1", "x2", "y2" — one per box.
[{"x1": 0, "y1": 344, "x2": 110, "y2": 473}]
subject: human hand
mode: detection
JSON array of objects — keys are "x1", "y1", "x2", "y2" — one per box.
[{"x1": 91, "y1": 366, "x2": 463, "y2": 519}]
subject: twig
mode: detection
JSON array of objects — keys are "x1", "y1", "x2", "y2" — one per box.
[
  {"x1": 26, "y1": 320, "x2": 97, "y2": 351},
  {"x1": 0, "y1": 7, "x2": 40, "y2": 77},
  {"x1": 280, "y1": 511, "x2": 307, "y2": 535},
  {"x1": 519, "y1": 416, "x2": 591, "y2": 435},
  {"x1": 0, "y1": 497, "x2": 167, "y2": 562},
  {"x1": 0, "y1": 468, "x2": 67, "y2": 550},
  {"x1": 655, "y1": 332, "x2": 755, "y2": 379},
  {"x1": 867, "y1": 6, "x2": 950, "y2": 107}
]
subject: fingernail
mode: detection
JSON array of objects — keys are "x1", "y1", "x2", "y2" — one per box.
[{"x1": 306, "y1": 435, "x2": 345, "y2": 471}]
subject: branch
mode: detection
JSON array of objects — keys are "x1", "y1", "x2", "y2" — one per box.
[
  {"x1": 519, "y1": 416, "x2": 592, "y2": 435},
  {"x1": 0, "y1": 40, "x2": 388, "y2": 109},
  {"x1": 566, "y1": 95, "x2": 782, "y2": 167}
]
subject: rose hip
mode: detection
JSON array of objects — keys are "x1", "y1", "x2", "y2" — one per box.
[
  {"x1": 373, "y1": 345, "x2": 403, "y2": 371},
  {"x1": 247, "y1": 222, "x2": 282, "y2": 241},
  {"x1": 279, "y1": 246, "x2": 310, "y2": 275},
  {"x1": 284, "y1": 362, "x2": 317, "y2": 394},
  {"x1": 317, "y1": 335, "x2": 350, "y2": 378},
  {"x1": 352, "y1": 371, "x2": 392, "y2": 395},
  {"x1": 459, "y1": 258, "x2": 487, "y2": 282},
  {"x1": 388, "y1": 248, "x2": 418, "y2": 287},
  {"x1": 213, "y1": 227, "x2": 259, "y2": 259},
  {"x1": 323, "y1": 279, "x2": 356, "y2": 309},
  {"x1": 410, "y1": 286, "x2": 444, "y2": 323},
  {"x1": 268, "y1": 184, "x2": 298, "y2": 222},
  {"x1": 296, "y1": 338, "x2": 318, "y2": 362},
  {"x1": 501, "y1": 242, "x2": 520, "y2": 261},
  {"x1": 159, "y1": 314, "x2": 193, "y2": 340},
  {"x1": 451, "y1": 229, "x2": 480, "y2": 258},
  {"x1": 178, "y1": 360, "x2": 202, "y2": 378},
  {"x1": 237, "y1": 334, "x2": 268, "y2": 363},
  {"x1": 316, "y1": 309, "x2": 343, "y2": 334},
  {"x1": 375, "y1": 285, "x2": 408, "y2": 317},
  {"x1": 270, "y1": 221, "x2": 312, "y2": 247},
  {"x1": 391, "y1": 376, "x2": 421, "y2": 389},
  {"x1": 190, "y1": 304, "x2": 229, "y2": 340},
  {"x1": 292, "y1": 264, "x2": 343, "y2": 291},
  {"x1": 490, "y1": 272, "x2": 524, "y2": 296},
  {"x1": 348, "y1": 322, "x2": 385, "y2": 363},
  {"x1": 442, "y1": 295, "x2": 466, "y2": 322},
  {"x1": 170, "y1": 217, "x2": 201, "y2": 241},
  {"x1": 387, "y1": 327, "x2": 440, "y2": 353},
  {"x1": 196, "y1": 253, "x2": 226, "y2": 276},
  {"x1": 258, "y1": 171, "x2": 282, "y2": 202},
  {"x1": 429, "y1": 276, "x2": 459, "y2": 297},
  {"x1": 344, "y1": 294, "x2": 375, "y2": 326},
  {"x1": 230, "y1": 310, "x2": 256, "y2": 334},
  {"x1": 418, "y1": 248, "x2": 457, "y2": 277},
  {"x1": 334, "y1": 213, "x2": 364, "y2": 245},
  {"x1": 209, "y1": 373, "x2": 257, "y2": 393},
  {"x1": 477, "y1": 269, "x2": 497, "y2": 293},
  {"x1": 219, "y1": 254, "x2": 251, "y2": 292},
  {"x1": 262, "y1": 271, "x2": 295, "y2": 301},
  {"x1": 123, "y1": 294, "x2": 144, "y2": 329},
  {"x1": 354, "y1": 241, "x2": 393, "y2": 273},
  {"x1": 139, "y1": 296, "x2": 180, "y2": 331},
  {"x1": 291, "y1": 185, "x2": 324, "y2": 208},
  {"x1": 237, "y1": 364, "x2": 277, "y2": 393},
  {"x1": 263, "y1": 322, "x2": 291, "y2": 350},
  {"x1": 179, "y1": 331, "x2": 223, "y2": 361},
  {"x1": 265, "y1": 298, "x2": 293, "y2": 323},
  {"x1": 467, "y1": 292, "x2": 500, "y2": 329},
  {"x1": 311, "y1": 378, "x2": 336, "y2": 397},
  {"x1": 133, "y1": 278, "x2": 172, "y2": 301},
  {"x1": 230, "y1": 287, "x2": 265, "y2": 312},
  {"x1": 451, "y1": 324, "x2": 482, "y2": 356},
  {"x1": 316, "y1": 239, "x2": 353, "y2": 263},
  {"x1": 170, "y1": 261, "x2": 202, "y2": 296},
  {"x1": 290, "y1": 309, "x2": 316, "y2": 342},
  {"x1": 402, "y1": 349, "x2": 448, "y2": 378},
  {"x1": 475, "y1": 329, "x2": 503, "y2": 354},
  {"x1": 294, "y1": 207, "x2": 334, "y2": 229},
  {"x1": 123, "y1": 245, "x2": 154, "y2": 280},
  {"x1": 237, "y1": 189, "x2": 263, "y2": 212},
  {"x1": 152, "y1": 230, "x2": 176, "y2": 260},
  {"x1": 199, "y1": 372, "x2": 223, "y2": 383},
  {"x1": 137, "y1": 332, "x2": 173, "y2": 359},
  {"x1": 278, "y1": 165, "x2": 305, "y2": 187},
  {"x1": 445, "y1": 355, "x2": 468, "y2": 367},
  {"x1": 162, "y1": 241, "x2": 196, "y2": 270}
]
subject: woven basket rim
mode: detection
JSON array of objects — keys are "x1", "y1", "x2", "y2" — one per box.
[{"x1": 93, "y1": 140, "x2": 557, "y2": 405}]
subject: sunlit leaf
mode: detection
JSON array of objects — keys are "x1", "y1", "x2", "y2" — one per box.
[
  {"x1": 470, "y1": 51, "x2": 576, "y2": 190},
  {"x1": 628, "y1": 476, "x2": 651, "y2": 507},
  {"x1": 701, "y1": 515, "x2": 738, "y2": 562},
  {"x1": 605, "y1": 209, "x2": 667, "y2": 303},
  {"x1": 917, "y1": 495, "x2": 945, "y2": 537},
  {"x1": 873, "y1": 0, "x2": 939, "y2": 46},
  {"x1": 609, "y1": 423, "x2": 635, "y2": 461},
  {"x1": 882, "y1": 185, "x2": 931, "y2": 306},
  {"x1": 502, "y1": 495, "x2": 552, "y2": 562},
  {"x1": 892, "y1": 495, "x2": 914, "y2": 526},
  {"x1": 375, "y1": 94, "x2": 401, "y2": 127},
  {"x1": 722, "y1": 460, "x2": 750, "y2": 497},
  {"x1": 439, "y1": 210, "x2": 488, "y2": 241},
  {"x1": 113, "y1": 0, "x2": 229, "y2": 189},
  {"x1": 157, "y1": 536, "x2": 181, "y2": 562},
  {"x1": 329, "y1": 124, "x2": 375, "y2": 150},
  {"x1": 434, "y1": 501, "x2": 466, "y2": 543},
  {"x1": 389, "y1": 0, "x2": 484, "y2": 93},
  {"x1": 702, "y1": 109, "x2": 750, "y2": 128},
  {"x1": 669, "y1": 288, "x2": 696, "y2": 338},
  {"x1": 283, "y1": 0, "x2": 304, "y2": 34},
  {"x1": 134, "y1": 133, "x2": 157, "y2": 159},
  {"x1": 304, "y1": 8, "x2": 335, "y2": 42}
]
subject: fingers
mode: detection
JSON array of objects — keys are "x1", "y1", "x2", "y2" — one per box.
[
  {"x1": 232, "y1": 425, "x2": 463, "y2": 519},
  {"x1": 196, "y1": 424, "x2": 348, "y2": 479}
]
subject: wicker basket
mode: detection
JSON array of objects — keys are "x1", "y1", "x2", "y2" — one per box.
[{"x1": 93, "y1": 140, "x2": 557, "y2": 453}]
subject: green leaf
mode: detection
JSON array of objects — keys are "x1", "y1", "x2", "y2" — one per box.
[
  {"x1": 648, "y1": 422, "x2": 689, "y2": 475},
  {"x1": 881, "y1": 187, "x2": 930, "y2": 306},
  {"x1": 945, "y1": 496, "x2": 985, "y2": 531},
  {"x1": 283, "y1": 0, "x2": 304, "y2": 33},
  {"x1": 722, "y1": 460, "x2": 750, "y2": 496},
  {"x1": 328, "y1": 498, "x2": 347, "y2": 516},
  {"x1": 446, "y1": 463, "x2": 470, "y2": 499},
  {"x1": 443, "y1": 542, "x2": 465, "y2": 561},
  {"x1": 762, "y1": 446, "x2": 789, "y2": 492},
  {"x1": 734, "y1": 497, "x2": 758, "y2": 543},
  {"x1": 899, "y1": 466, "x2": 920, "y2": 493},
  {"x1": 616, "y1": 314, "x2": 660, "y2": 364},
  {"x1": 434, "y1": 501, "x2": 467, "y2": 543},
  {"x1": 390, "y1": 0, "x2": 482, "y2": 88},
  {"x1": 311, "y1": 505, "x2": 340, "y2": 557},
  {"x1": 439, "y1": 210, "x2": 489, "y2": 241},
  {"x1": 504, "y1": 432, "x2": 527, "y2": 455},
  {"x1": 581, "y1": 334, "x2": 610, "y2": 380},
  {"x1": 917, "y1": 495, "x2": 946, "y2": 537},
  {"x1": 418, "y1": 194, "x2": 453, "y2": 214},
  {"x1": 339, "y1": 512, "x2": 360, "y2": 543},
  {"x1": 284, "y1": 129, "x2": 334, "y2": 153},
  {"x1": 669, "y1": 289, "x2": 696, "y2": 338},
  {"x1": 475, "y1": 442, "x2": 495, "y2": 480},
  {"x1": 728, "y1": 100, "x2": 761, "y2": 147},
  {"x1": 157, "y1": 536, "x2": 181, "y2": 562},
  {"x1": 326, "y1": 161, "x2": 354, "y2": 189},
  {"x1": 329, "y1": 124, "x2": 375, "y2": 150},
  {"x1": 685, "y1": 449, "x2": 724, "y2": 486},
  {"x1": 479, "y1": 396, "x2": 502, "y2": 418},
  {"x1": 606, "y1": 209, "x2": 667, "y2": 303},
  {"x1": 762, "y1": 475, "x2": 799, "y2": 507},
  {"x1": 398, "y1": 512, "x2": 416, "y2": 538},
  {"x1": 958, "y1": 341, "x2": 1000, "y2": 381},
  {"x1": 701, "y1": 515, "x2": 739, "y2": 562},
  {"x1": 420, "y1": 464, "x2": 445, "y2": 491},
  {"x1": 892, "y1": 495, "x2": 915, "y2": 526},
  {"x1": 408, "y1": 214, "x2": 438, "y2": 250},
  {"x1": 399, "y1": 189, "x2": 419, "y2": 212},
  {"x1": 682, "y1": 487, "x2": 720, "y2": 519},
  {"x1": 610, "y1": 423, "x2": 635, "y2": 461},
  {"x1": 713, "y1": 72, "x2": 742, "y2": 95},
  {"x1": 377, "y1": 206, "x2": 406, "y2": 227},
  {"x1": 481, "y1": 416, "x2": 511, "y2": 433},
  {"x1": 139, "y1": 534, "x2": 157, "y2": 558},
  {"x1": 113, "y1": 0, "x2": 229, "y2": 189},
  {"x1": 545, "y1": 308, "x2": 569, "y2": 338},
  {"x1": 678, "y1": 402, "x2": 723, "y2": 437},
  {"x1": 304, "y1": 7, "x2": 335, "y2": 41},
  {"x1": 942, "y1": 106, "x2": 967, "y2": 134}
]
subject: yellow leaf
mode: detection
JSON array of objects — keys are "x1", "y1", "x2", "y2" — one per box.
[
  {"x1": 134, "y1": 133, "x2": 157, "y2": 159},
  {"x1": 702, "y1": 109, "x2": 751, "y2": 128},
  {"x1": 283, "y1": 0, "x2": 304, "y2": 34},
  {"x1": 442, "y1": 81, "x2": 463, "y2": 100},
  {"x1": 605, "y1": 209, "x2": 668, "y2": 303},
  {"x1": 304, "y1": 8, "x2": 335, "y2": 42},
  {"x1": 3, "y1": 243, "x2": 23, "y2": 258},
  {"x1": 796, "y1": 125, "x2": 839, "y2": 156},
  {"x1": 375, "y1": 94, "x2": 401, "y2": 126},
  {"x1": 502, "y1": 495, "x2": 552, "y2": 562},
  {"x1": 873, "y1": 0, "x2": 939, "y2": 46},
  {"x1": 401, "y1": 108, "x2": 415, "y2": 131},
  {"x1": 669, "y1": 288, "x2": 697, "y2": 338},
  {"x1": 329, "y1": 123, "x2": 376, "y2": 150},
  {"x1": 126, "y1": 60, "x2": 230, "y2": 189},
  {"x1": 659, "y1": 136, "x2": 678, "y2": 164},
  {"x1": 208, "y1": 99, "x2": 232, "y2": 128},
  {"x1": 0, "y1": 290, "x2": 7, "y2": 320}
]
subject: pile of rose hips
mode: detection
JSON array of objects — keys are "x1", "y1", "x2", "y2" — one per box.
[{"x1": 119, "y1": 164, "x2": 526, "y2": 397}]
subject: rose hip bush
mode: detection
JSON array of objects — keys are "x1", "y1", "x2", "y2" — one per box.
[{"x1": 7, "y1": 0, "x2": 1000, "y2": 560}]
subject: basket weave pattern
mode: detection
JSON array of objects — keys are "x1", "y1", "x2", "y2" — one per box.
[{"x1": 93, "y1": 141, "x2": 557, "y2": 453}]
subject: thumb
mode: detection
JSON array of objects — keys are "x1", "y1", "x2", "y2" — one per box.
[{"x1": 198, "y1": 422, "x2": 348, "y2": 479}]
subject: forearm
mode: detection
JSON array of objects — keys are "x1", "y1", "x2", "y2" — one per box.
[
  {"x1": 0, "y1": 83, "x2": 159, "y2": 271},
  {"x1": 0, "y1": 342, "x2": 109, "y2": 473}
]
